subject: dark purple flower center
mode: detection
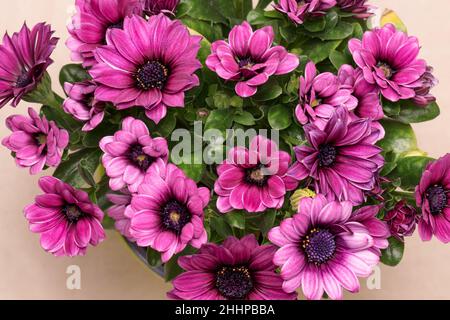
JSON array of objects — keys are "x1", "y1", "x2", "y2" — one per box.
[
  {"x1": 238, "y1": 57, "x2": 254, "y2": 69},
  {"x1": 377, "y1": 62, "x2": 394, "y2": 79},
  {"x1": 426, "y1": 185, "x2": 448, "y2": 216},
  {"x1": 82, "y1": 93, "x2": 95, "y2": 108},
  {"x1": 63, "y1": 205, "x2": 84, "y2": 223},
  {"x1": 161, "y1": 200, "x2": 191, "y2": 233},
  {"x1": 35, "y1": 133, "x2": 47, "y2": 145},
  {"x1": 128, "y1": 144, "x2": 154, "y2": 171},
  {"x1": 245, "y1": 164, "x2": 269, "y2": 187},
  {"x1": 318, "y1": 144, "x2": 337, "y2": 167},
  {"x1": 135, "y1": 61, "x2": 169, "y2": 90},
  {"x1": 216, "y1": 266, "x2": 253, "y2": 300},
  {"x1": 302, "y1": 228, "x2": 336, "y2": 265},
  {"x1": 16, "y1": 72, "x2": 32, "y2": 88},
  {"x1": 108, "y1": 20, "x2": 124, "y2": 30}
]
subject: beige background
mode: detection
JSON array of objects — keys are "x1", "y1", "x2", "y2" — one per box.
[{"x1": 0, "y1": 0, "x2": 449, "y2": 300}]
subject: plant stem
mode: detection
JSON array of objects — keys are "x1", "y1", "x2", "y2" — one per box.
[{"x1": 393, "y1": 191, "x2": 416, "y2": 200}]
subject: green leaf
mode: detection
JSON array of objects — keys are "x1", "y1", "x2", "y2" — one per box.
[
  {"x1": 147, "y1": 247, "x2": 162, "y2": 267},
  {"x1": 59, "y1": 64, "x2": 90, "y2": 88},
  {"x1": 185, "y1": 0, "x2": 227, "y2": 24},
  {"x1": 225, "y1": 211, "x2": 245, "y2": 230},
  {"x1": 301, "y1": 39, "x2": 342, "y2": 63},
  {"x1": 247, "y1": 9, "x2": 269, "y2": 25},
  {"x1": 389, "y1": 156, "x2": 434, "y2": 191},
  {"x1": 175, "y1": 2, "x2": 192, "y2": 18},
  {"x1": 204, "y1": 109, "x2": 234, "y2": 135},
  {"x1": 155, "y1": 110, "x2": 177, "y2": 137},
  {"x1": 181, "y1": 16, "x2": 223, "y2": 43},
  {"x1": 378, "y1": 119, "x2": 418, "y2": 158},
  {"x1": 53, "y1": 149, "x2": 102, "y2": 188},
  {"x1": 41, "y1": 105, "x2": 82, "y2": 133},
  {"x1": 381, "y1": 237, "x2": 405, "y2": 267},
  {"x1": 314, "y1": 21, "x2": 354, "y2": 40},
  {"x1": 329, "y1": 50, "x2": 352, "y2": 70},
  {"x1": 210, "y1": 215, "x2": 233, "y2": 238},
  {"x1": 253, "y1": 79, "x2": 283, "y2": 101},
  {"x1": 268, "y1": 105, "x2": 292, "y2": 130},
  {"x1": 234, "y1": 111, "x2": 256, "y2": 126},
  {"x1": 383, "y1": 99, "x2": 440, "y2": 124},
  {"x1": 256, "y1": 0, "x2": 273, "y2": 10},
  {"x1": 82, "y1": 121, "x2": 118, "y2": 148},
  {"x1": 78, "y1": 159, "x2": 97, "y2": 187},
  {"x1": 164, "y1": 246, "x2": 197, "y2": 282},
  {"x1": 246, "y1": 210, "x2": 277, "y2": 235},
  {"x1": 176, "y1": 152, "x2": 205, "y2": 182},
  {"x1": 303, "y1": 16, "x2": 327, "y2": 32},
  {"x1": 101, "y1": 215, "x2": 115, "y2": 229}
]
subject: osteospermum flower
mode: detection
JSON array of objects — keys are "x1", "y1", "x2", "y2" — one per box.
[
  {"x1": 99, "y1": 116, "x2": 168, "y2": 193},
  {"x1": 0, "y1": 23, "x2": 58, "y2": 107},
  {"x1": 206, "y1": 22, "x2": 299, "y2": 98},
  {"x1": 67, "y1": 0, "x2": 143, "y2": 67},
  {"x1": 268, "y1": 195, "x2": 381, "y2": 300},
  {"x1": 214, "y1": 135, "x2": 298, "y2": 213},
  {"x1": 415, "y1": 154, "x2": 450, "y2": 243},
  {"x1": 129, "y1": 160, "x2": 210, "y2": 262},
  {"x1": 63, "y1": 81, "x2": 106, "y2": 132},
  {"x1": 2, "y1": 108, "x2": 69, "y2": 174},
  {"x1": 106, "y1": 190, "x2": 135, "y2": 241},
  {"x1": 350, "y1": 205, "x2": 390, "y2": 254},
  {"x1": 295, "y1": 61, "x2": 357, "y2": 129},
  {"x1": 274, "y1": 0, "x2": 336, "y2": 25},
  {"x1": 336, "y1": 0, "x2": 374, "y2": 18},
  {"x1": 143, "y1": 0, "x2": 180, "y2": 16},
  {"x1": 90, "y1": 14, "x2": 202, "y2": 124},
  {"x1": 349, "y1": 24, "x2": 427, "y2": 102},
  {"x1": 168, "y1": 235, "x2": 297, "y2": 300},
  {"x1": 338, "y1": 64, "x2": 383, "y2": 120},
  {"x1": 24, "y1": 176, "x2": 106, "y2": 257},
  {"x1": 288, "y1": 107, "x2": 384, "y2": 205}
]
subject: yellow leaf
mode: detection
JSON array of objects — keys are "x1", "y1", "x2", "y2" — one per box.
[{"x1": 381, "y1": 9, "x2": 408, "y2": 33}]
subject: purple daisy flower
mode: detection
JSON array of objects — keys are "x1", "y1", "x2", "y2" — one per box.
[
  {"x1": 336, "y1": 0, "x2": 374, "y2": 19},
  {"x1": 348, "y1": 24, "x2": 427, "y2": 102},
  {"x1": 168, "y1": 235, "x2": 297, "y2": 300},
  {"x1": 415, "y1": 154, "x2": 450, "y2": 243},
  {"x1": 99, "y1": 116, "x2": 169, "y2": 193},
  {"x1": 0, "y1": 23, "x2": 58, "y2": 107},
  {"x1": 90, "y1": 14, "x2": 202, "y2": 124},
  {"x1": 412, "y1": 65, "x2": 438, "y2": 107},
  {"x1": 106, "y1": 189, "x2": 135, "y2": 241},
  {"x1": 2, "y1": 108, "x2": 69, "y2": 175},
  {"x1": 143, "y1": 0, "x2": 180, "y2": 16},
  {"x1": 384, "y1": 201, "x2": 418, "y2": 241},
  {"x1": 214, "y1": 135, "x2": 298, "y2": 213},
  {"x1": 63, "y1": 81, "x2": 106, "y2": 132},
  {"x1": 288, "y1": 107, "x2": 384, "y2": 205},
  {"x1": 338, "y1": 64, "x2": 383, "y2": 120},
  {"x1": 206, "y1": 22, "x2": 299, "y2": 98},
  {"x1": 295, "y1": 61, "x2": 358, "y2": 129},
  {"x1": 268, "y1": 195, "x2": 381, "y2": 300},
  {"x1": 24, "y1": 176, "x2": 106, "y2": 257},
  {"x1": 274, "y1": 0, "x2": 337, "y2": 25},
  {"x1": 67, "y1": 0, "x2": 143, "y2": 68},
  {"x1": 129, "y1": 160, "x2": 210, "y2": 262}
]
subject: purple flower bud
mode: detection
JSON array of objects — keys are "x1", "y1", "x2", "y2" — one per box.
[
  {"x1": 384, "y1": 201, "x2": 418, "y2": 241},
  {"x1": 412, "y1": 66, "x2": 438, "y2": 106}
]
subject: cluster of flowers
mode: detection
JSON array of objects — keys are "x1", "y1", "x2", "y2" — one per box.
[{"x1": 0, "y1": 0, "x2": 448, "y2": 300}]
